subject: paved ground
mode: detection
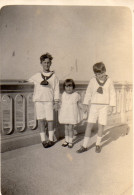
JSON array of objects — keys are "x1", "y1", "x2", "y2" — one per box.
[{"x1": 1, "y1": 123, "x2": 133, "y2": 195}]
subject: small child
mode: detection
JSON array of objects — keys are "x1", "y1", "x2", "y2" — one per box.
[
  {"x1": 59, "y1": 79, "x2": 82, "y2": 148},
  {"x1": 29, "y1": 53, "x2": 60, "y2": 148},
  {"x1": 77, "y1": 62, "x2": 116, "y2": 153}
]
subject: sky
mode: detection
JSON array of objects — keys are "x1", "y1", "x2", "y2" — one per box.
[{"x1": 0, "y1": 5, "x2": 133, "y2": 82}]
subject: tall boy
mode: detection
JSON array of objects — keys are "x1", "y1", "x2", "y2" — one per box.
[
  {"x1": 77, "y1": 62, "x2": 116, "y2": 153},
  {"x1": 29, "y1": 53, "x2": 60, "y2": 148}
]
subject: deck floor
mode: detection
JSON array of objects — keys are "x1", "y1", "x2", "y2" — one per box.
[{"x1": 1, "y1": 123, "x2": 133, "y2": 195}]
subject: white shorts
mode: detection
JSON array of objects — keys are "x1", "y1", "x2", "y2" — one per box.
[
  {"x1": 35, "y1": 102, "x2": 53, "y2": 121},
  {"x1": 88, "y1": 104, "x2": 108, "y2": 125}
]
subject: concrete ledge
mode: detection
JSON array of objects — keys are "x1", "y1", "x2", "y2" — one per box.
[{"x1": 1, "y1": 131, "x2": 41, "y2": 153}]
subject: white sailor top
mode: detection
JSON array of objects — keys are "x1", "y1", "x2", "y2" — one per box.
[
  {"x1": 29, "y1": 71, "x2": 60, "y2": 102},
  {"x1": 83, "y1": 76, "x2": 116, "y2": 106}
]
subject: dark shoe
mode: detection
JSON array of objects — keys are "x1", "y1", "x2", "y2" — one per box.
[
  {"x1": 76, "y1": 146, "x2": 87, "y2": 153},
  {"x1": 68, "y1": 143, "x2": 73, "y2": 148},
  {"x1": 42, "y1": 141, "x2": 48, "y2": 148},
  {"x1": 62, "y1": 141, "x2": 68, "y2": 147},
  {"x1": 45, "y1": 140, "x2": 55, "y2": 148},
  {"x1": 95, "y1": 145, "x2": 101, "y2": 153}
]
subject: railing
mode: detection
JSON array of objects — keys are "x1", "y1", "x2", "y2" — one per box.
[
  {"x1": 1, "y1": 81, "x2": 35, "y2": 135},
  {"x1": 0, "y1": 80, "x2": 133, "y2": 151}
]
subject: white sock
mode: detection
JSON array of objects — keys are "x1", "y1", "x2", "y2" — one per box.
[
  {"x1": 49, "y1": 131, "x2": 54, "y2": 141},
  {"x1": 69, "y1": 137, "x2": 73, "y2": 144},
  {"x1": 96, "y1": 136, "x2": 102, "y2": 146},
  {"x1": 40, "y1": 132, "x2": 47, "y2": 142},
  {"x1": 65, "y1": 136, "x2": 69, "y2": 143},
  {"x1": 83, "y1": 137, "x2": 89, "y2": 148}
]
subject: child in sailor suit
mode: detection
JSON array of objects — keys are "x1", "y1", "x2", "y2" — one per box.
[
  {"x1": 77, "y1": 62, "x2": 116, "y2": 153},
  {"x1": 29, "y1": 53, "x2": 60, "y2": 148}
]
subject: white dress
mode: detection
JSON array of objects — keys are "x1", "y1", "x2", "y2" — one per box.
[{"x1": 59, "y1": 92, "x2": 81, "y2": 125}]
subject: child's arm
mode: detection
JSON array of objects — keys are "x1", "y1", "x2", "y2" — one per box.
[
  {"x1": 77, "y1": 101, "x2": 89, "y2": 112},
  {"x1": 109, "y1": 79, "x2": 116, "y2": 107},
  {"x1": 77, "y1": 93, "x2": 89, "y2": 113},
  {"x1": 28, "y1": 78, "x2": 33, "y2": 83},
  {"x1": 78, "y1": 101, "x2": 83, "y2": 110},
  {"x1": 54, "y1": 75, "x2": 60, "y2": 103},
  {"x1": 53, "y1": 76, "x2": 60, "y2": 111},
  {"x1": 108, "y1": 106, "x2": 113, "y2": 112},
  {"x1": 82, "y1": 104, "x2": 89, "y2": 113},
  {"x1": 107, "y1": 79, "x2": 116, "y2": 115},
  {"x1": 83, "y1": 79, "x2": 93, "y2": 105},
  {"x1": 28, "y1": 75, "x2": 36, "y2": 83},
  {"x1": 53, "y1": 100, "x2": 61, "y2": 111},
  {"x1": 77, "y1": 92, "x2": 83, "y2": 110}
]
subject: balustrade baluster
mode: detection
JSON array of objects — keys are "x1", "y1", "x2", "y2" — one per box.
[
  {"x1": 27, "y1": 94, "x2": 37, "y2": 130},
  {"x1": 15, "y1": 94, "x2": 26, "y2": 132},
  {"x1": 116, "y1": 89, "x2": 121, "y2": 114},
  {"x1": 120, "y1": 84, "x2": 127, "y2": 123},
  {"x1": 1, "y1": 95, "x2": 13, "y2": 135}
]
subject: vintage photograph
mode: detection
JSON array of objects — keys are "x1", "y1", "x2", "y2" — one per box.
[{"x1": 0, "y1": 1, "x2": 133, "y2": 195}]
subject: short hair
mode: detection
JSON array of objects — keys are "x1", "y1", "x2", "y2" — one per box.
[
  {"x1": 93, "y1": 62, "x2": 106, "y2": 74},
  {"x1": 63, "y1": 79, "x2": 76, "y2": 90},
  {"x1": 40, "y1": 53, "x2": 53, "y2": 63}
]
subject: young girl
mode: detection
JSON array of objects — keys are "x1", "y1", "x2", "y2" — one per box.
[{"x1": 58, "y1": 79, "x2": 82, "y2": 148}]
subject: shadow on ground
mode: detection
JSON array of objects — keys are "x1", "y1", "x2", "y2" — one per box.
[
  {"x1": 70, "y1": 123, "x2": 130, "y2": 150},
  {"x1": 101, "y1": 124, "x2": 130, "y2": 148}
]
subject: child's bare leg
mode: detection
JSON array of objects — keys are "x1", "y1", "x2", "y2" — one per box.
[
  {"x1": 97, "y1": 124, "x2": 104, "y2": 137},
  {"x1": 62, "y1": 124, "x2": 69, "y2": 147},
  {"x1": 96, "y1": 124, "x2": 104, "y2": 145},
  {"x1": 68, "y1": 124, "x2": 74, "y2": 147},
  {"x1": 85, "y1": 122, "x2": 94, "y2": 137},
  {"x1": 38, "y1": 119, "x2": 48, "y2": 142},
  {"x1": 77, "y1": 122, "x2": 94, "y2": 153},
  {"x1": 47, "y1": 121, "x2": 54, "y2": 141},
  {"x1": 65, "y1": 124, "x2": 69, "y2": 143},
  {"x1": 82, "y1": 122, "x2": 94, "y2": 148},
  {"x1": 95, "y1": 124, "x2": 104, "y2": 153},
  {"x1": 44, "y1": 121, "x2": 55, "y2": 148},
  {"x1": 38, "y1": 119, "x2": 47, "y2": 132}
]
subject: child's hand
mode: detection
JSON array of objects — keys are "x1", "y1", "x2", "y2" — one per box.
[
  {"x1": 82, "y1": 104, "x2": 89, "y2": 113},
  {"x1": 78, "y1": 102, "x2": 83, "y2": 110},
  {"x1": 53, "y1": 102, "x2": 60, "y2": 111},
  {"x1": 108, "y1": 106, "x2": 113, "y2": 115},
  {"x1": 83, "y1": 112, "x2": 88, "y2": 120}
]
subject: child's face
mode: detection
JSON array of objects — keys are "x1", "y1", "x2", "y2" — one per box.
[
  {"x1": 95, "y1": 72, "x2": 106, "y2": 80},
  {"x1": 41, "y1": 58, "x2": 51, "y2": 72},
  {"x1": 65, "y1": 83, "x2": 74, "y2": 94}
]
